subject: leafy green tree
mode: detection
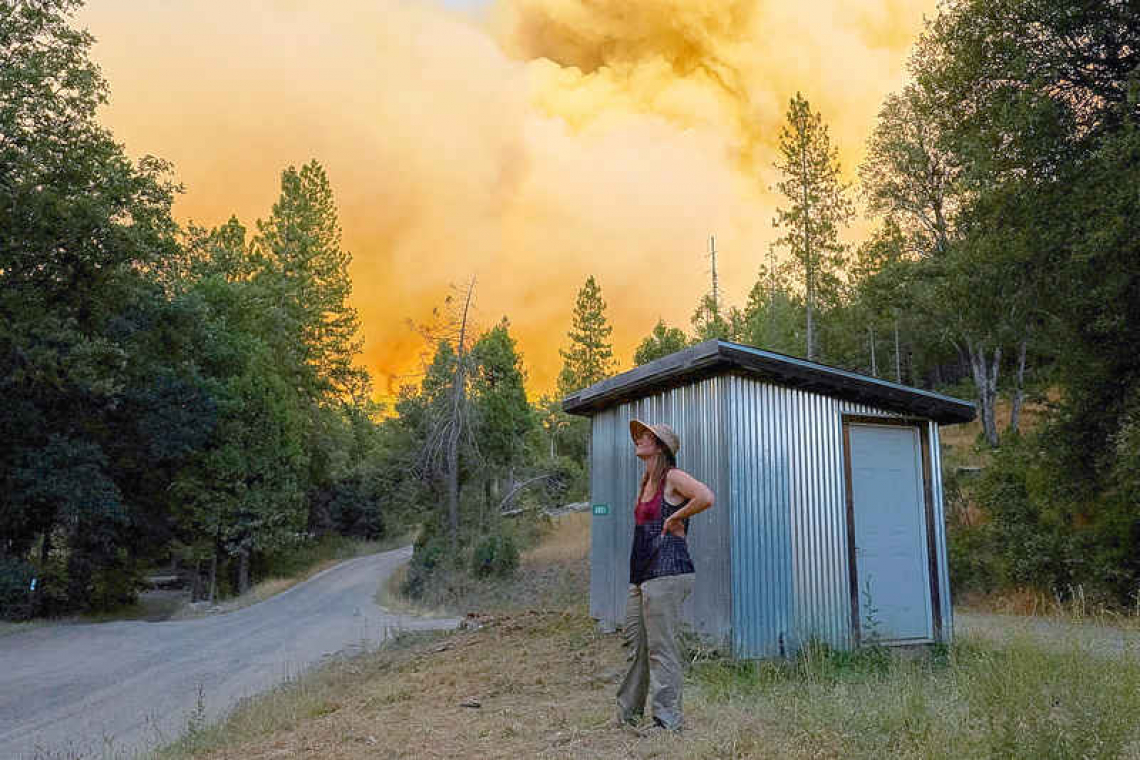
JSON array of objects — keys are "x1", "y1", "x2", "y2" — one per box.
[
  {"x1": 861, "y1": 12, "x2": 1064, "y2": 444},
  {"x1": 634, "y1": 319, "x2": 688, "y2": 364},
  {"x1": 471, "y1": 319, "x2": 534, "y2": 478},
  {"x1": 177, "y1": 217, "x2": 257, "y2": 287},
  {"x1": 771, "y1": 92, "x2": 854, "y2": 361},
  {"x1": 0, "y1": 0, "x2": 179, "y2": 317},
  {"x1": 739, "y1": 262, "x2": 804, "y2": 356},
  {"x1": 0, "y1": 1, "x2": 385, "y2": 615},
  {"x1": 557, "y1": 275, "x2": 615, "y2": 396},
  {"x1": 0, "y1": 0, "x2": 182, "y2": 614},
  {"x1": 902, "y1": 0, "x2": 1140, "y2": 604},
  {"x1": 469, "y1": 319, "x2": 537, "y2": 523},
  {"x1": 860, "y1": 84, "x2": 957, "y2": 260},
  {"x1": 845, "y1": 222, "x2": 922, "y2": 381}
]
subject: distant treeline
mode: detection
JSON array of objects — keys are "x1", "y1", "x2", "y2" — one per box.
[{"x1": 0, "y1": 0, "x2": 578, "y2": 618}]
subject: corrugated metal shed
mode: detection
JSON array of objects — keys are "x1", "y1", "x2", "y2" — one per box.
[{"x1": 565, "y1": 340, "x2": 974, "y2": 658}]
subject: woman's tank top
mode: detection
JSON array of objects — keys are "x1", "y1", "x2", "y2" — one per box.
[{"x1": 629, "y1": 471, "x2": 695, "y2": 584}]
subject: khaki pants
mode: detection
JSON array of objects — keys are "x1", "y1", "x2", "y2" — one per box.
[{"x1": 615, "y1": 573, "x2": 695, "y2": 730}]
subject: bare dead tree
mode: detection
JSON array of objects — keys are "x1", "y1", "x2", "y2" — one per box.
[{"x1": 409, "y1": 277, "x2": 480, "y2": 550}]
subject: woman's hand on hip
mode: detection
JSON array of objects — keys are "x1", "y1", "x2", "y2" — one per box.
[{"x1": 662, "y1": 515, "x2": 686, "y2": 537}]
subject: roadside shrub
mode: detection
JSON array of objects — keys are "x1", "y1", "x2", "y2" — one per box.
[
  {"x1": 402, "y1": 532, "x2": 446, "y2": 599},
  {"x1": 947, "y1": 523, "x2": 1001, "y2": 595},
  {"x1": 471, "y1": 533, "x2": 519, "y2": 578},
  {"x1": 66, "y1": 545, "x2": 140, "y2": 613},
  {"x1": 974, "y1": 434, "x2": 1086, "y2": 590}
]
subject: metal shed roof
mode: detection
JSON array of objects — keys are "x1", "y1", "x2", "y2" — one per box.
[{"x1": 562, "y1": 339, "x2": 976, "y2": 425}]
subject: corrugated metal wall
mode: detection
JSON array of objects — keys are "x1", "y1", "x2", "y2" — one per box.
[
  {"x1": 588, "y1": 372, "x2": 953, "y2": 658},
  {"x1": 588, "y1": 376, "x2": 734, "y2": 643},
  {"x1": 929, "y1": 422, "x2": 953, "y2": 640}
]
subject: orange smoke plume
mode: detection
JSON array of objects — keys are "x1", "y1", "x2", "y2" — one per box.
[{"x1": 80, "y1": 0, "x2": 935, "y2": 400}]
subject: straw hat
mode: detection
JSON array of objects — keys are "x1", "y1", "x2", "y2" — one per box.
[{"x1": 629, "y1": 419, "x2": 680, "y2": 458}]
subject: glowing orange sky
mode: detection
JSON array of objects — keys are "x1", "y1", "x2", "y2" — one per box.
[{"x1": 77, "y1": 0, "x2": 936, "y2": 402}]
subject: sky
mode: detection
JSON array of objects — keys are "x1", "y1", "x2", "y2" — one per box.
[{"x1": 77, "y1": 0, "x2": 937, "y2": 402}]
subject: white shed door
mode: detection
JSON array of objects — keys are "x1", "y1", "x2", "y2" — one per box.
[{"x1": 848, "y1": 423, "x2": 933, "y2": 642}]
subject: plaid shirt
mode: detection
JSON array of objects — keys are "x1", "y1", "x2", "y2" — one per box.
[{"x1": 629, "y1": 484, "x2": 695, "y2": 584}]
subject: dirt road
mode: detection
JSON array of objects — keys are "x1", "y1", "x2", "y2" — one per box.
[{"x1": 0, "y1": 546, "x2": 458, "y2": 759}]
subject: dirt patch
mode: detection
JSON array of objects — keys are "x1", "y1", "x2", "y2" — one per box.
[
  {"x1": 185, "y1": 608, "x2": 634, "y2": 759},
  {"x1": 173, "y1": 511, "x2": 778, "y2": 759}
]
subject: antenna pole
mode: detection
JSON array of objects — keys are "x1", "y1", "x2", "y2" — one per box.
[{"x1": 709, "y1": 235, "x2": 719, "y2": 316}]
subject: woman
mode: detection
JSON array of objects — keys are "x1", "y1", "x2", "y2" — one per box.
[{"x1": 616, "y1": 419, "x2": 715, "y2": 732}]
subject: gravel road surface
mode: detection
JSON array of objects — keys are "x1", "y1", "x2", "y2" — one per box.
[{"x1": 0, "y1": 546, "x2": 458, "y2": 759}]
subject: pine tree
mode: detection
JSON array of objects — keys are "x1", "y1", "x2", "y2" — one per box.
[
  {"x1": 772, "y1": 93, "x2": 853, "y2": 361},
  {"x1": 557, "y1": 276, "x2": 615, "y2": 396},
  {"x1": 255, "y1": 161, "x2": 365, "y2": 401}
]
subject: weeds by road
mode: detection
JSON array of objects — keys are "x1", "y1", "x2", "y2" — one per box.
[{"x1": 158, "y1": 512, "x2": 1140, "y2": 759}]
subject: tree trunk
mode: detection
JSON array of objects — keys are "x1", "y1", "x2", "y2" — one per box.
[
  {"x1": 805, "y1": 285, "x2": 815, "y2": 361},
  {"x1": 237, "y1": 546, "x2": 250, "y2": 595},
  {"x1": 483, "y1": 477, "x2": 493, "y2": 528},
  {"x1": 208, "y1": 548, "x2": 218, "y2": 604},
  {"x1": 1008, "y1": 336, "x2": 1028, "y2": 434},
  {"x1": 446, "y1": 278, "x2": 475, "y2": 551},
  {"x1": 39, "y1": 521, "x2": 52, "y2": 568},
  {"x1": 967, "y1": 338, "x2": 1001, "y2": 447},
  {"x1": 34, "y1": 521, "x2": 53, "y2": 616},
  {"x1": 191, "y1": 557, "x2": 203, "y2": 603},
  {"x1": 894, "y1": 319, "x2": 902, "y2": 383},
  {"x1": 447, "y1": 427, "x2": 460, "y2": 549},
  {"x1": 869, "y1": 325, "x2": 877, "y2": 377}
]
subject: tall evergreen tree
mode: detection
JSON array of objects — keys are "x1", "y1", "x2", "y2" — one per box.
[
  {"x1": 557, "y1": 275, "x2": 615, "y2": 396},
  {"x1": 771, "y1": 92, "x2": 854, "y2": 361},
  {"x1": 255, "y1": 161, "x2": 366, "y2": 402}
]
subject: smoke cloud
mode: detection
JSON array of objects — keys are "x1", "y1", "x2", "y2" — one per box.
[{"x1": 79, "y1": 0, "x2": 934, "y2": 400}]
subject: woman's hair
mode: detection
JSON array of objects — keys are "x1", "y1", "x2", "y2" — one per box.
[{"x1": 639, "y1": 436, "x2": 677, "y2": 498}]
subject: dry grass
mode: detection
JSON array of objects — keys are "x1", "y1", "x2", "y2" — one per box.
[
  {"x1": 158, "y1": 505, "x2": 1140, "y2": 760},
  {"x1": 172, "y1": 577, "x2": 316, "y2": 620},
  {"x1": 938, "y1": 393, "x2": 1053, "y2": 456},
  {"x1": 526, "y1": 511, "x2": 590, "y2": 565},
  {"x1": 956, "y1": 586, "x2": 1140, "y2": 629}
]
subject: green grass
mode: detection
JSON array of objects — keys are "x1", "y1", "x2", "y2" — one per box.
[{"x1": 691, "y1": 636, "x2": 1140, "y2": 759}]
